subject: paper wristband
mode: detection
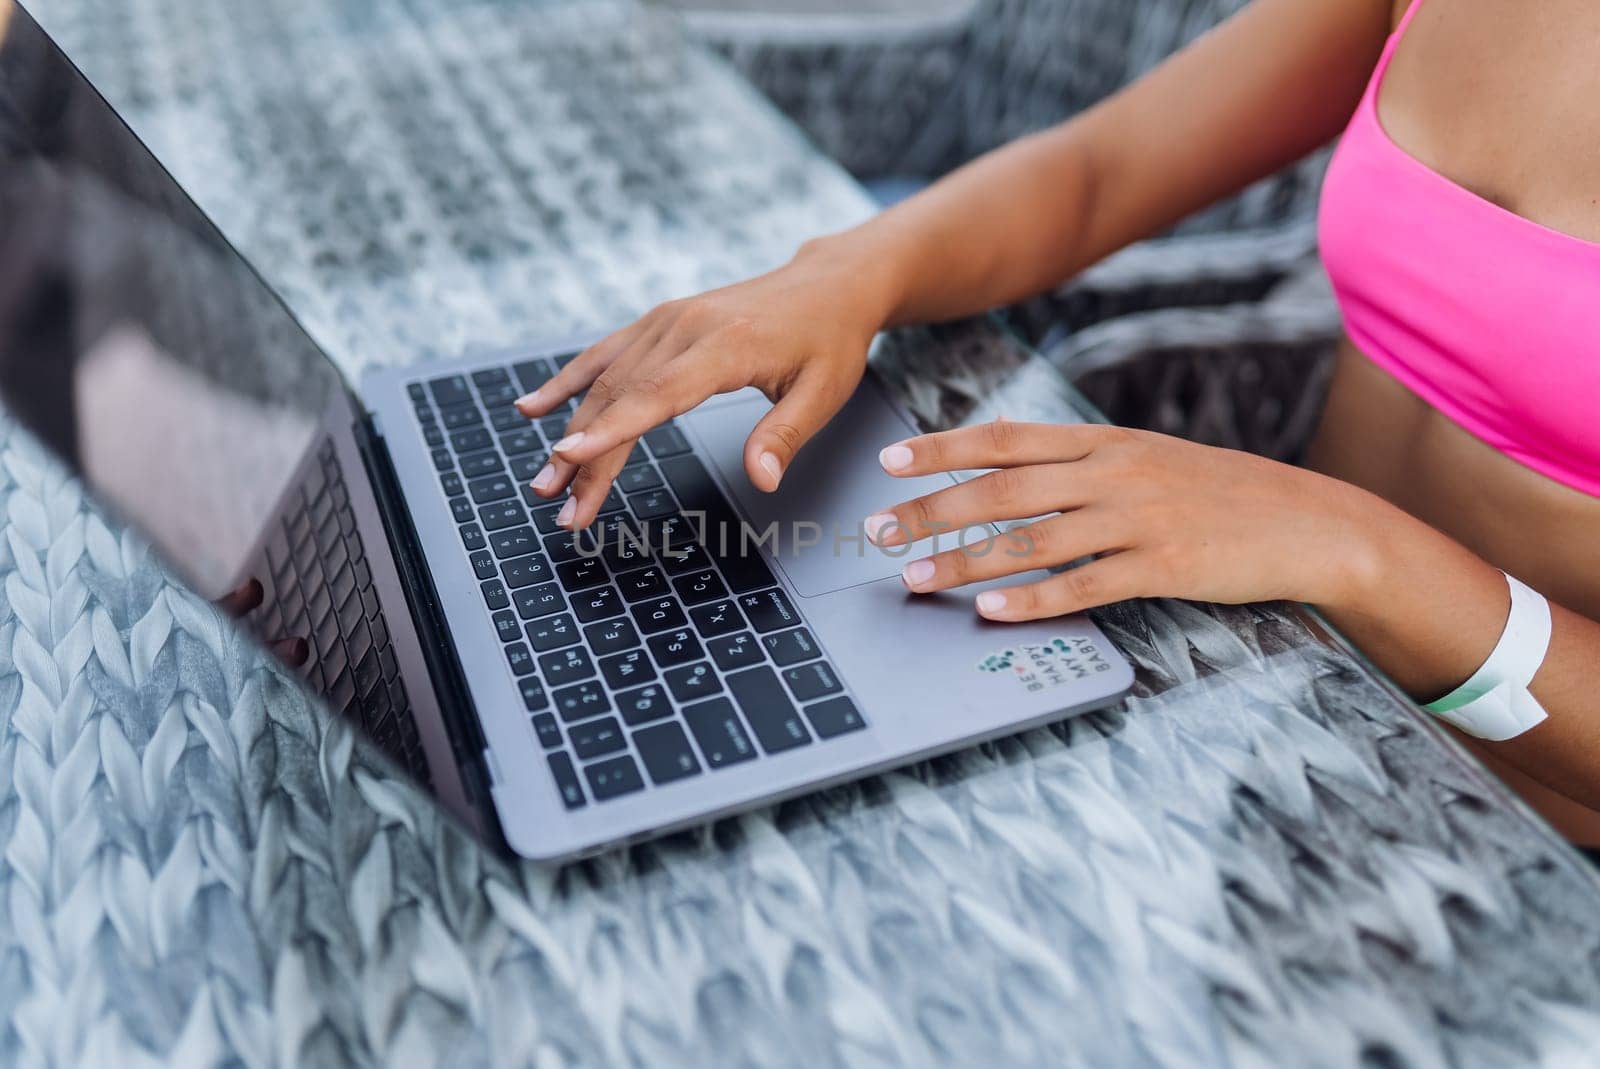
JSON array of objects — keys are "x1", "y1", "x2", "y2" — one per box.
[{"x1": 1422, "y1": 572, "x2": 1551, "y2": 741}]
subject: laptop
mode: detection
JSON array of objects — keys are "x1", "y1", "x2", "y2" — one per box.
[{"x1": 0, "y1": 1, "x2": 1133, "y2": 860}]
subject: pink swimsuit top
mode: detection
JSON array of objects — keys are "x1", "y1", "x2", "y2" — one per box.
[{"x1": 1318, "y1": 0, "x2": 1600, "y2": 497}]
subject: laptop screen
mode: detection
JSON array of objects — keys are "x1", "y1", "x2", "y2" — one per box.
[{"x1": 0, "y1": 0, "x2": 346, "y2": 597}]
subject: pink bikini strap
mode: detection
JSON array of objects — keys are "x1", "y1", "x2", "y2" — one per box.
[{"x1": 1393, "y1": 0, "x2": 1429, "y2": 39}]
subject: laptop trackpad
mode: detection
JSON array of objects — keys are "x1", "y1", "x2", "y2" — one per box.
[{"x1": 683, "y1": 381, "x2": 960, "y2": 599}]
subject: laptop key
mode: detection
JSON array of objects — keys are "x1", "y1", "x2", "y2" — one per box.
[
  {"x1": 501, "y1": 553, "x2": 553, "y2": 589},
  {"x1": 546, "y1": 752, "x2": 585, "y2": 809},
  {"x1": 647, "y1": 628, "x2": 703, "y2": 668},
  {"x1": 555, "y1": 556, "x2": 608, "y2": 592},
  {"x1": 554, "y1": 680, "x2": 611, "y2": 723},
  {"x1": 520, "y1": 677, "x2": 550, "y2": 712},
  {"x1": 584, "y1": 617, "x2": 641, "y2": 656},
  {"x1": 451, "y1": 427, "x2": 492, "y2": 453},
  {"x1": 513, "y1": 358, "x2": 553, "y2": 394},
  {"x1": 479, "y1": 501, "x2": 526, "y2": 531},
  {"x1": 490, "y1": 526, "x2": 539, "y2": 559},
  {"x1": 803, "y1": 696, "x2": 867, "y2": 739},
  {"x1": 480, "y1": 383, "x2": 519, "y2": 408},
  {"x1": 659, "y1": 542, "x2": 711, "y2": 577},
  {"x1": 672, "y1": 569, "x2": 728, "y2": 607},
  {"x1": 584, "y1": 754, "x2": 645, "y2": 801},
  {"x1": 600, "y1": 648, "x2": 656, "y2": 690},
  {"x1": 511, "y1": 453, "x2": 550, "y2": 483},
  {"x1": 617, "y1": 465, "x2": 662, "y2": 494},
  {"x1": 665, "y1": 661, "x2": 721, "y2": 703},
  {"x1": 514, "y1": 583, "x2": 566, "y2": 620},
  {"x1": 527, "y1": 612, "x2": 579, "y2": 651},
  {"x1": 450, "y1": 497, "x2": 476, "y2": 525},
  {"x1": 619, "y1": 567, "x2": 671, "y2": 603},
  {"x1": 739, "y1": 588, "x2": 799, "y2": 633},
  {"x1": 764, "y1": 628, "x2": 820, "y2": 667},
  {"x1": 689, "y1": 599, "x2": 744, "y2": 638},
  {"x1": 459, "y1": 451, "x2": 503, "y2": 479},
  {"x1": 501, "y1": 429, "x2": 541, "y2": 456},
  {"x1": 616, "y1": 683, "x2": 672, "y2": 726},
  {"x1": 491, "y1": 609, "x2": 522, "y2": 642},
  {"x1": 634, "y1": 721, "x2": 702, "y2": 785},
  {"x1": 532, "y1": 713, "x2": 563, "y2": 749},
  {"x1": 708, "y1": 631, "x2": 764, "y2": 672},
  {"x1": 408, "y1": 383, "x2": 428, "y2": 403},
  {"x1": 540, "y1": 647, "x2": 595, "y2": 688},
  {"x1": 431, "y1": 448, "x2": 452, "y2": 472},
  {"x1": 469, "y1": 474, "x2": 516, "y2": 504},
  {"x1": 428, "y1": 375, "x2": 471, "y2": 407},
  {"x1": 441, "y1": 405, "x2": 482, "y2": 430},
  {"x1": 631, "y1": 596, "x2": 687, "y2": 635},
  {"x1": 629, "y1": 489, "x2": 677, "y2": 521},
  {"x1": 573, "y1": 586, "x2": 623, "y2": 623},
  {"x1": 423, "y1": 424, "x2": 444, "y2": 448},
  {"x1": 683, "y1": 698, "x2": 757, "y2": 768},
  {"x1": 643, "y1": 424, "x2": 692, "y2": 458},
  {"x1": 539, "y1": 415, "x2": 569, "y2": 441},
  {"x1": 570, "y1": 716, "x2": 628, "y2": 761},
  {"x1": 784, "y1": 661, "x2": 843, "y2": 702},
  {"x1": 480, "y1": 579, "x2": 509, "y2": 611},
  {"x1": 472, "y1": 367, "x2": 510, "y2": 389},
  {"x1": 506, "y1": 643, "x2": 536, "y2": 676},
  {"x1": 726, "y1": 666, "x2": 812, "y2": 754},
  {"x1": 531, "y1": 504, "x2": 565, "y2": 534},
  {"x1": 490, "y1": 408, "x2": 525, "y2": 432},
  {"x1": 544, "y1": 531, "x2": 594, "y2": 564},
  {"x1": 441, "y1": 472, "x2": 465, "y2": 498}
]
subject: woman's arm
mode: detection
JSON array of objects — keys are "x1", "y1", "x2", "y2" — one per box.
[
  {"x1": 523, "y1": 0, "x2": 1395, "y2": 526},
  {"x1": 866, "y1": 422, "x2": 1600, "y2": 809}
]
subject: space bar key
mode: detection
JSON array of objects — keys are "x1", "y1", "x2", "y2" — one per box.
[{"x1": 657, "y1": 455, "x2": 775, "y2": 592}]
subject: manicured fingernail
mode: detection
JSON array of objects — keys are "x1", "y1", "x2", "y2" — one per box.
[
  {"x1": 976, "y1": 591, "x2": 1007, "y2": 615},
  {"x1": 556, "y1": 498, "x2": 576, "y2": 527},
  {"x1": 864, "y1": 512, "x2": 897, "y2": 545},
  {"x1": 531, "y1": 464, "x2": 556, "y2": 492},
  {"x1": 759, "y1": 451, "x2": 782, "y2": 484},
  {"x1": 879, "y1": 443, "x2": 913, "y2": 472},
  {"x1": 553, "y1": 432, "x2": 586, "y2": 453},
  {"x1": 515, "y1": 389, "x2": 542, "y2": 412},
  {"x1": 902, "y1": 559, "x2": 935, "y2": 590}
]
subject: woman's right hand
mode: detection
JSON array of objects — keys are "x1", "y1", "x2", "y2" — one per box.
[{"x1": 515, "y1": 240, "x2": 888, "y2": 530}]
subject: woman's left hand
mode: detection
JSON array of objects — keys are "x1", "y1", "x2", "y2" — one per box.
[{"x1": 864, "y1": 420, "x2": 1390, "y2": 622}]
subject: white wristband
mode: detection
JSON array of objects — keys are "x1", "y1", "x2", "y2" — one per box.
[{"x1": 1421, "y1": 572, "x2": 1551, "y2": 741}]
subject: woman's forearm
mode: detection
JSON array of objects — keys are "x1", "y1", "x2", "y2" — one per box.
[{"x1": 1322, "y1": 500, "x2": 1600, "y2": 809}]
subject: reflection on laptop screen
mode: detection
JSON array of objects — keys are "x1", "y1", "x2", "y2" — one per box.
[{"x1": 0, "y1": 0, "x2": 345, "y2": 596}]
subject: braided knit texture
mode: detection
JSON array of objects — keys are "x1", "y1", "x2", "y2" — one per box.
[{"x1": 4, "y1": 1, "x2": 1600, "y2": 1066}]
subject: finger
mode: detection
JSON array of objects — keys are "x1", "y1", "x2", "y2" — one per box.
[
  {"x1": 551, "y1": 337, "x2": 740, "y2": 465},
  {"x1": 515, "y1": 318, "x2": 651, "y2": 418},
  {"x1": 743, "y1": 372, "x2": 849, "y2": 492},
  {"x1": 217, "y1": 577, "x2": 264, "y2": 617},
  {"x1": 527, "y1": 330, "x2": 670, "y2": 499},
  {"x1": 864, "y1": 462, "x2": 1092, "y2": 547},
  {"x1": 973, "y1": 549, "x2": 1152, "y2": 622},
  {"x1": 899, "y1": 509, "x2": 1129, "y2": 593},
  {"x1": 270, "y1": 636, "x2": 310, "y2": 667},
  {"x1": 559, "y1": 440, "x2": 638, "y2": 530},
  {"x1": 879, "y1": 419, "x2": 1127, "y2": 478}
]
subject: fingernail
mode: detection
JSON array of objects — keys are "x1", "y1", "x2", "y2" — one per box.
[
  {"x1": 553, "y1": 432, "x2": 586, "y2": 453},
  {"x1": 759, "y1": 451, "x2": 783, "y2": 484},
  {"x1": 879, "y1": 443, "x2": 914, "y2": 472},
  {"x1": 864, "y1": 512, "x2": 897, "y2": 545},
  {"x1": 531, "y1": 464, "x2": 556, "y2": 492},
  {"x1": 515, "y1": 389, "x2": 542, "y2": 412},
  {"x1": 556, "y1": 498, "x2": 576, "y2": 527},
  {"x1": 902, "y1": 559, "x2": 935, "y2": 590},
  {"x1": 976, "y1": 591, "x2": 1008, "y2": 615}
]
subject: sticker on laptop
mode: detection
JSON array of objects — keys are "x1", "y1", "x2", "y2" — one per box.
[{"x1": 978, "y1": 636, "x2": 1115, "y2": 692}]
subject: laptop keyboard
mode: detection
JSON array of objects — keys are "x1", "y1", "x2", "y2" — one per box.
[
  {"x1": 258, "y1": 439, "x2": 429, "y2": 784},
  {"x1": 410, "y1": 356, "x2": 867, "y2": 810}
]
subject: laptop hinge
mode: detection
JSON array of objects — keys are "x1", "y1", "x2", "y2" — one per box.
[{"x1": 351, "y1": 411, "x2": 511, "y2": 855}]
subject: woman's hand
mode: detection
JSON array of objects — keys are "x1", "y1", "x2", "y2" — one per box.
[
  {"x1": 515, "y1": 242, "x2": 892, "y2": 530},
  {"x1": 864, "y1": 420, "x2": 1395, "y2": 622}
]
